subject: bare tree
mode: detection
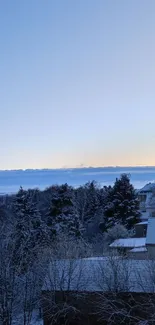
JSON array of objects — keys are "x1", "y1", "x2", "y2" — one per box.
[
  {"x1": 14, "y1": 261, "x2": 44, "y2": 325},
  {"x1": 0, "y1": 213, "x2": 19, "y2": 325},
  {"x1": 93, "y1": 255, "x2": 155, "y2": 324},
  {"x1": 0, "y1": 204, "x2": 46, "y2": 325},
  {"x1": 41, "y1": 249, "x2": 89, "y2": 324},
  {"x1": 48, "y1": 233, "x2": 92, "y2": 260}
]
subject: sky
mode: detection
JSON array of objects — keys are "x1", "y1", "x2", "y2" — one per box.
[{"x1": 0, "y1": 0, "x2": 155, "y2": 169}]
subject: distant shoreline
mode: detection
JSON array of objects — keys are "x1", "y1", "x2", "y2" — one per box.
[
  {"x1": 1, "y1": 166, "x2": 155, "y2": 172},
  {"x1": 0, "y1": 167, "x2": 154, "y2": 195}
]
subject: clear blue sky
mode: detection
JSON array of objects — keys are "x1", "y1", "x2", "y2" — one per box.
[{"x1": 0, "y1": 0, "x2": 155, "y2": 169}]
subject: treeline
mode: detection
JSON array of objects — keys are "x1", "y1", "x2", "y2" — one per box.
[{"x1": 0, "y1": 174, "x2": 140, "y2": 251}]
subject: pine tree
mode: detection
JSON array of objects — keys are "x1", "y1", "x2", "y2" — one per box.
[
  {"x1": 74, "y1": 182, "x2": 112, "y2": 237},
  {"x1": 47, "y1": 184, "x2": 82, "y2": 238},
  {"x1": 12, "y1": 187, "x2": 47, "y2": 270},
  {"x1": 84, "y1": 181, "x2": 101, "y2": 223},
  {"x1": 104, "y1": 174, "x2": 140, "y2": 230}
]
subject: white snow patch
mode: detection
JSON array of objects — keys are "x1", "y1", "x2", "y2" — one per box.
[
  {"x1": 82, "y1": 256, "x2": 121, "y2": 261},
  {"x1": 130, "y1": 247, "x2": 147, "y2": 253},
  {"x1": 109, "y1": 237, "x2": 146, "y2": 248},
  {"x1": 136, "y1": 221, "x2": 148, "y2": 225}
]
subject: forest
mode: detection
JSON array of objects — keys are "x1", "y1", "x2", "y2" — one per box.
[{"x1": 0, "y1": 174, "x2": 141, "y2": 324}]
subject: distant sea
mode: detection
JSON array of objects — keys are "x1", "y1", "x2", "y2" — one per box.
[{"x1": 0, "y1": 167, "x2": 155, "y2": 195}]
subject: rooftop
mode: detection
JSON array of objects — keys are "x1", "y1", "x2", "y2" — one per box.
[
  {"x1": 129, "y1": 247, "x2": 147, "y2": 253},
  {"x1": 139, "y1": 183, "x2": 155, "y2": 193},
  {"x1": 42, "y1": 257, "x2": 155, "y2": 293},
  {"x1": 109, "y1": 237, "x2": 146, "y2": 248},
  {"x1": 136, "y1": 221, "x2": 148, "y2": 225}
]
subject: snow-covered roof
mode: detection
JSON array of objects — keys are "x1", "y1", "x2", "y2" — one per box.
[
  {"x1": 109, "y1": 237, "x2": 146, "y2": 248},
  {"x1": 129, "y1": 247, "x2": 147, "y2": 253},
  {"x1": 140, "y1": 211, "x2": 150, "y2": 220},
  {"x1": 146, "y1": 218, "x2": 155, "y2": 245},
  {"x1": 136, "y1": 221, "x2": 148, "y2": 225},
  {"x1": 42, "y1": 257, "x2": 155, "y2": 293},
  {"x1": 139, "y1": 183, "x2": 155, "y2": 193}
]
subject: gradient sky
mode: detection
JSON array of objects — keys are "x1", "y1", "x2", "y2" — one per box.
[{"x1": 0, "y1": 0, "x2": 155, "y2": 169}]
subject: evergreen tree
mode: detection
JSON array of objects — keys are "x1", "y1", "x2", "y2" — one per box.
[
  {"x1": 47, "y1": 184, "x2": 82, "y2": 238},
  {"x1": 74, "y1": 182, "x2": 113, "y2": 237},
  {"x1": 104, "y1": 174, "x2": 140, "y2": 230},
  {"x1": 84, "y1": 181, "x2": 101, "y2": 223},
  {"x1": 12, "y1": 187, "x2": 48, "y2": 270}
]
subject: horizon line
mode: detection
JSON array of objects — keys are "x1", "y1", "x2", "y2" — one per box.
[{"x1": 0, "y1": 165, "x2": 155, "y2": 172}]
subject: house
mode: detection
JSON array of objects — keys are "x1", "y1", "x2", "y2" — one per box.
[
  {"x1": 42, "y1": 257, "x2": 155, "y2": 325},
  {"x1": 146, "y1": 218, "x2": 155, "y2": 258},
  {"x1": 109, "y1": 237, "x2": 147, "y2": 259},
  {"x1": 109, "y1": 183, "x2": 155, "y2": 258},
  {"x1": 138, "y1": 183, "x2": 155, "y2": 214}
]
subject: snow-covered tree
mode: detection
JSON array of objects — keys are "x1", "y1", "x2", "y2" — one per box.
[
  {"x1": 12, "y1": 187, "x2": 48, "y2": 270},
  {"x1": 0, "y1": 207, "x2": 20, "y2": 325},
  {"x1": 83, "y1": 181, "x2": 101, "y2": 223},
  {"x1": 74, "y1": 181, "x2": 104, "y2": 225},
  {"x1": 104, "y1": 174, "x2": 140, "y2": 230},
  {"x1": 47, "y1": 184, "x2": 82, "y2": 238},
  {"x1": 74, "y1": 182, "x2": 113, "y2": 238}
]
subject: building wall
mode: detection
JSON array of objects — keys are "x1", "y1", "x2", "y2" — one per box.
[
  {"x1": 135, "y1": 224, "x2": 147, "y2": 238},
  {"x1": 139, "y1": 194, "x2": 147, "y2": 202},
  {"x1": 146, "y1": 245, "x2": 155, "y2": 259},
  {"x1": 138, "y1": 194, "x2": 147, "y2": 211},
  {"x1": 42, "y1": 291, "x2": 105, "y2": 325},
  {"x1": 42, "y1": 291, "x2": 155, "y2": 325}
]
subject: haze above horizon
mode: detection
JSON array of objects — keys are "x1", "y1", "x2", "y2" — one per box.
[{"x1": 1, "y1": 0, "x2": 155, "y2": 169}]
